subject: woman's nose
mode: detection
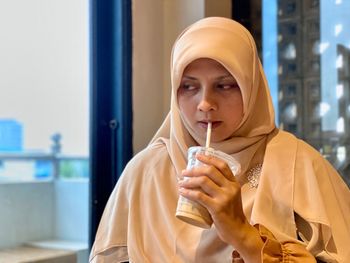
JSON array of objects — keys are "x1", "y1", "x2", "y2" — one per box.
[{"x1": 197, "y1": 92, "x2": 217, "y2": 112}]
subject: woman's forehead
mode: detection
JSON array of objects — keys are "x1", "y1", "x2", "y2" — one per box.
[{"x1": 182, "y1": 58, "x2": 237, "y2": 82}]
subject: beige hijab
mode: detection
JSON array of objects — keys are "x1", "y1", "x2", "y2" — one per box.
[
  {"x1": 151, "y1": 17, "x2": 275, "y2": 176},
  {"x1": 150, "y1": 17, "x2": 350, "y2": 260}
]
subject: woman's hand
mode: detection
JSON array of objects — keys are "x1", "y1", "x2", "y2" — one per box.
[{"x1": 178, "y1": 153, "x2": 264, "y2": 262}]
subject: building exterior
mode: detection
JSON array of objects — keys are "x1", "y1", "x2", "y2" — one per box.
[
  {"x1": 277, "y1": 0, "x2": 350, "y2": 185},
  {"x1": 0, "y1": 119, "x2": 23, "y2": 152},
  {"x1": 335, "y1": 45, "x2": 350, "y2": 185}
]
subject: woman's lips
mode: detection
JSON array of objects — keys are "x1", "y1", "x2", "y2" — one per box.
[{"x1": 198, "y1": 121, "x2": 222, "y2": 129}]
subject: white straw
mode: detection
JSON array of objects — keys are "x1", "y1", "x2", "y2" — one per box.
[{"x1": 205, "y1": 122, "x2": 212, "y2": 149}]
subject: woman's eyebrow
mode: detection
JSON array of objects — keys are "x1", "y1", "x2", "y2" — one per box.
[
  {"x1": 182, "y1": 75, "x2": 235, "y2": 81},
  {"x1": 216, "y1": 75, "x2": 235, "y2": 80},
  {"x1": 181, "y1": 75, "x2": 198, "y2": 80}
]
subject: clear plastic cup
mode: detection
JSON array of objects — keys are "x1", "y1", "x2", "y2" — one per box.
[{"x1": 175, "y1": 146, "x2": 241, "y2": 228}]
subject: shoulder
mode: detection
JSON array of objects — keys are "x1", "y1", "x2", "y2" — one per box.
[
  {"x1": 271, "y1": 130, "x2": 342, "y2": 185},
  {"x1": 268, "y1": 129, "x2": 323, "y2": 162},
  {"x1": 127, "y1": 141, "x2": 169, "y2": 167},
  {"x1": 120, "y1": 141, "x2": 171, "y2": 182}
]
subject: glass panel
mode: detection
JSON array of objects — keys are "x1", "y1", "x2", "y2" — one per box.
[
  {"x1": 0, "y1": 1, "x2": 90, "y2": 261},
  {"x1": 263, "y1": 0, "x2": 350, "y2": 186}
]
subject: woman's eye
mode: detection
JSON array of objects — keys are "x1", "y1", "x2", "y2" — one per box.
[
  {"x1": 217, "y1": 83, "x2": 239, "y2": 90},
  {"x1": 180, "y1": 83, "x2": 197, "y2": 91}
]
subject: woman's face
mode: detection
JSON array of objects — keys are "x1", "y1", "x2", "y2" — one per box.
[{"x1": 177, "y1": 58, "x2": 244, "y2": 142}]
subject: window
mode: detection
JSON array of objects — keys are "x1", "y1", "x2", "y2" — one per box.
[
  {"x1": 0, "y1": 1, "x2": 89, "y2": 261},
  {"x1": 263, "y1": 0, "x2": 350, "y2": 186}
]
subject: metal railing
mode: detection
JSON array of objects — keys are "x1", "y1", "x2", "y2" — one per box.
[{"x1": 0, "y1": 152, "x2": 89, "y2": 180}]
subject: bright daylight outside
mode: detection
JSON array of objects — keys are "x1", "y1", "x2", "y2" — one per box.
[{"x1": 0, "y1": 1, "x2": 90, "y2": 262}]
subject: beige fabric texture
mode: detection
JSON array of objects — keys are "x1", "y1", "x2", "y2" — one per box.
[{"x1": 90, "y1": 17, "x2": 350, "y2": 262}]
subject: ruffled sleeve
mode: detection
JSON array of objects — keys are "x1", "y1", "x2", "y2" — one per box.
[{"x1": 231, "y1": 225, "x2": 316, "y2": 262}]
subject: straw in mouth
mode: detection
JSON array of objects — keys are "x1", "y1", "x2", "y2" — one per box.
[{"x1": 205, "y1": 122, "x2": 212, "y2": 149}]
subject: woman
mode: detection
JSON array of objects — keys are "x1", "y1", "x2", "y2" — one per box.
[{"x1": 90, "y1": 17, "x2": 350, "y2": 262}]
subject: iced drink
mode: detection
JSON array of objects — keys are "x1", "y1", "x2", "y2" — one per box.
[{"x1": 176, "y1": 146, "x2": 241, "y2": 229}]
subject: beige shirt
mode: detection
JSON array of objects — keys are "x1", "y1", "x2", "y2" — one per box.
[{"x1": 90, "y1": 130, "x2": 350, "y2": 262}]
